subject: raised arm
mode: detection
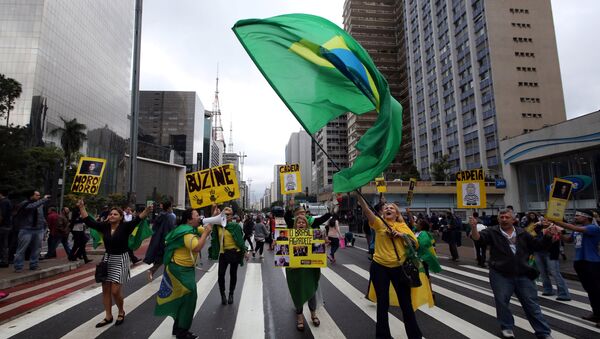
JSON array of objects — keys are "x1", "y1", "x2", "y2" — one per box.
[
  {"x1": 76, "y1": 199, "x2": 104, "y2": 231},
  {"x1": 357, "y1": 194, "x2": 377, "y2": 226},
  {"x1": 552, "y1": 220, "x2": 588, "y2": 233},
  {"x1": 193, "y1": 224, "x2": 212, "y2": 253},
  {"x1": 469, "y1": 216, "x2": 482, "y2": 241}
]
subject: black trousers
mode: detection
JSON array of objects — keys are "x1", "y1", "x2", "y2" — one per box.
[
  {"x1": 243, "y1": 234, "x2": 254, "y2": 252},
  {"x1": 255, "y1": 240, "x2": 265, "y2": 255},
  {"x1": 474, "y1": 242, "x2": 487, "y2": 266},
  {"x1": 70, "y1": 231, "x2": 89, "y2": 260},
  {"x1": 370, "y1": 261, "x2": 422, "y2": 339},
  {"x1": 574, "y1": 260, "x2": 600, "y2": 316},
  {"x1": 218, "y1": 250, "x2": 241, "y2": 294}
]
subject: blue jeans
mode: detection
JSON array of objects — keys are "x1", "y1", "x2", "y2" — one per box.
[
  {"x1": 489, "y1": 269, "x2": 551, "y2": 337},
  {"x1": 535, "y1": 251, "x2": 570, "y2": 299},
  {"x1": 13, "y1": 229, "x2": 44, "y2": 270}
]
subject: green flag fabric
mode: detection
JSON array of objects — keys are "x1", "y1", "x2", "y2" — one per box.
[
  {"x1": 128, "y1": 219, "x2": 153, "y2": 251},
  {"x1": 89, "y1": 228, "x2": 103, "y2": 249},
  {"x1": 233, "y1": 14, "x2": 403, "y2": 193}
]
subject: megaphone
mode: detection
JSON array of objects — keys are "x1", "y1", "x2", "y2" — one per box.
[{"x1": 202, "y1": 212, "x2": 227, "y2": 226}]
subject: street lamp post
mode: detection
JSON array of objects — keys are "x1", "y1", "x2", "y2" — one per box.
[{"x1": 128, "y1": 0, "x2": 143, "y2": 204}]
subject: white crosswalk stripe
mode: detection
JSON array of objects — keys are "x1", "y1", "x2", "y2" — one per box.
[
  {"x1": 232, "y1": 263, "x2": 265, "y2": 339},
  {"x1": 2, "y1": 267, "x2": 95, "y2": 301}
]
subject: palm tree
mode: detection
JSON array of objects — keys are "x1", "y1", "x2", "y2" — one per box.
[{"x1": 51, "y1": 117, "x2": 87, "y2": 209}]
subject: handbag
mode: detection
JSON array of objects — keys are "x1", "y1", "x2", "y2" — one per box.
[
  {"x1": 387, "y1": 225, "x2": 422, "y2": 288},
  {"x1": 95, "y1": 261, "x2": 108, "y2": 283}
]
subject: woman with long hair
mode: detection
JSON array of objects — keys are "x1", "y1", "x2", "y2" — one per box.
[
  {"x1": 208, "y1": 206, "x2": 248, "y2": 305},
  {"x1": 357, "y1": 195, "x2": 426, "y2": 339},
  {"x1": 155, "y1": 208, "x2": 212, "y2": 339},
  {"x1": 286, "y1": 215, "x2": 321, "y2": 331},
  {"x1": 76, "y1": 199, "x2": 152, "y2": 328},
  {"x1": 325, "y1": 216, "x2": 342, "y2": 263}
]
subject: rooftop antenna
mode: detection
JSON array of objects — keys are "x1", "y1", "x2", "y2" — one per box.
[
  {"x1": 211, "y1": 65, "x2": 224, "y2": 142},
  {"x1": 228, "y1": 121, "x2": 234, "y2": 152}
]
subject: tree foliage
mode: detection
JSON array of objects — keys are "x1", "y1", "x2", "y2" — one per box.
[
  {"x1": 0, "y1": 74, "x2": 22, "y2": 121},
  {"x1": 430, "y1": 154, "x2": 452, "y2": 181},
  {"x1": 400, "y1": 164, "x2": 421, "y2": 181},
  {"x1": 50, "y1": 117, "x2": 87, "y2": 165}
]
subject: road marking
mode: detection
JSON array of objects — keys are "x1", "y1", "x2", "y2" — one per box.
[
  {"x1": 435, "y1": 272, "x2": 600, "y2": 334},
  {"x1": 0, "y1": 263, "x2": 150, "y2": 339},
  {"x1": 442, "y1": 265, "x2": 591, "y2": 311},
  {"x1": 321, "y1": 267, "x2": 421, "y2": 339},
  {"x1": 0, "y1": 276, "x2": 94, "y2": 314},
  {"x1": 344, "y1": 264, "x2": 496, "y2": 339},
  {"x1": 61, "y1": 274, "x2": 161, "y2": 339},
  {"x1": 149, "y1": 264, "x2": 218, "y2": 338},
  {"x1": 281, "y1": 268, "x2": 345, "y2": 339},
  {"x1": 3, "y1": 267, "x2": 95, "y2": 300},
  {"x1": 353, "y1": 246, "x2": 368, "y2": 252},
  {"x1": 459, "y1": 264, "x2": 588, "y2": 297},
  {"x1": 232, "y1": 264, "x2": 264, "y2": 339}
]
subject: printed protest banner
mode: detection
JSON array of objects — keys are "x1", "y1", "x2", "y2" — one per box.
[
  {"x1": 456, "y1": 169, "x2": 486, "y2": 209},
  {"x1": 274, "y1": 228, "x2": 326, "y2": 268},
  {"x1": 375, "y1": 177, "x2": 387, "y2": 193},
  {"x1": 71, "y1": 157, "x2": 107, "y2": 195},
  {"x1": 406, "y1": 178, "x2": 417, "y2": 205},
  {"x1": 186, "y1": 164, "x2": 239, "y2": 208},
  {"x1": 546, "y1": 178, "x2": 573, "y2": 221},
  {"x1": 279, "y1": 164, "x2": 302, "y2": 195}
]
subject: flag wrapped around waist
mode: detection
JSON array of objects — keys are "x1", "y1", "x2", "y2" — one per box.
[
  {"x1": 128, "y1": 219, "x2": 153, "y2": 250},
  {"x1": 233, "y1": 14, "x2": 403, "y2": 193},
  {"x1": 154, "y1": 263, "x2": 196, "y2": 326},
  {"x1": 366, "y1": 271, "x2": 434, "y2": 310},
  {"x1": 286, "y1": 267, "x2": 320, "y2": 309}
]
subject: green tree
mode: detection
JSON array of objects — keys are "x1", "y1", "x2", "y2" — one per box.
[
  {"x1": 0, "y1": 74, "x2": 22, "y2": 125},
  {"x1": 50, "y1": 117, "x2": 87, "y2": 209},
  {"x1": 430, "y1": 154, "x2": 451, "y2": 181},
  {"x1": 400, "y1": 164, "x2": 421, "y2": 181}
]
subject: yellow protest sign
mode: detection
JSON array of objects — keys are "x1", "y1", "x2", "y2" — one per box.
[
  {"x1": 279, "y1": 163, "x2": 302, "y2": 195},
  {"x1": 406, "y1": 178, "x2": 417, "y2": 205},
  {"x1": 375, "y1": 177, "x2": 387, "y2": 193},
  {"x1": 546, "y1": 178, "x2": 572, "y2": 221},
  {"x1": 274, "y1": 228, "x2": 326, "y2": 268},
  {"x1": 185, "y1": 164, "x2": 239, "y2": 208},
  {"x1": 71, "y1": 157, "x2": 107, "y2": 195},
  {"x1": 456, "y1": 169, "x2": 486, "y2": 209}
]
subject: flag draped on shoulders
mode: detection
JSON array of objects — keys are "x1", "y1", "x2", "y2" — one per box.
[{"x1": 233, "y1": 14, "x2": 403, "y2": 193}]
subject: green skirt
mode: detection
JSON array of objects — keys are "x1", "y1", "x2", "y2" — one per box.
[{"x1": 286, "y1": 267, "x2": 320, "y2": 309}]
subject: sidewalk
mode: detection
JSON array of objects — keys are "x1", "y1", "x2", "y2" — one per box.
[
  {"x1": 0, "y1": 240, "x2": 150, "y2": 290},
  {"x1": 353, "y1": 232, "x2": 579, "y2": 281}
]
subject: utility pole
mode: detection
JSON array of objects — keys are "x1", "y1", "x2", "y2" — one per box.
[{"x1": 128, "y1": 0, "x2": 143, "y2": 204}]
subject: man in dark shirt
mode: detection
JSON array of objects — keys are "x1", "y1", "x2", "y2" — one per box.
[{"x1": 470, "y1": 209, "x2": 555, "y2": 339}]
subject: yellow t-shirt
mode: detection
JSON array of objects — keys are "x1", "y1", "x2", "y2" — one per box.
[
  {"x1": 370, "y1": 218, "x2": 418, "y2": 268},
  {"x1": 172, "y1": 234, "x2": 199, "y2": 267},
  {"x1": 217, "y1": 226, "x2": 239, "y2": 253}
]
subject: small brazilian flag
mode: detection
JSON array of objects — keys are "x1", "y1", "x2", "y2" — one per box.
[
  {"x1": 233, "y1": 14, "x2": 403, "y2": 193},
  {"x1": 128, "y1": 219, "x2": 153, "y2": 250}
]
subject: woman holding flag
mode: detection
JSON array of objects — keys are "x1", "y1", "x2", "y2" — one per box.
[
  {"x1": 358, "y1": 195, "x2": 429, "y2": 339},
  {"x1": 76, "y1": 199, "x2": 152, "y2": 328},
  {"x1": 155, "y1": 209, "x2": 212, "y2": 339}
]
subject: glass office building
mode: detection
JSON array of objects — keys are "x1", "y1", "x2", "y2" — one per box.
[{"x1": 0, "y1": 0, "x2": 134, "y2": 193}]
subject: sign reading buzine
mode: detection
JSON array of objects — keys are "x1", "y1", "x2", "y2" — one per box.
[
  {"x1": 455, "y1": 169, "x2": 486, "y2": 209},
  {"x1": 71, "y1": 157, "x2": 107, "y2": 195},
  {"x1": 185, "y1": 164, "x2": 239, "y2": 208}
]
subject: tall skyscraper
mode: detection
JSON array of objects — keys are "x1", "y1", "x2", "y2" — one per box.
[
  {"x1": 0, "y1": 0, "x2": 135, "y2": 192},
  {"x1": 138, "y1": 91, "x2": 204, "y2": 170},
  {"x1": 285, "y1": 131, "x2": 313, "y2": 195},
  {"x1": 404, "y1": 0, "x2": 566, "y2": 178},
  {"x1": 314, "y1": 117, "x2": 349, "y2": 191},
  {"x1": 343, "y1": 0, "x2": 413, "y2": 178}
]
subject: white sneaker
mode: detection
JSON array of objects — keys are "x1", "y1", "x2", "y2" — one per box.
[
  {"x1": 260, "y1": 254, "x2": 264, "y2": 258},
  {"x1": 501, "y1": 329, "x2": 515, "y2": 338}
]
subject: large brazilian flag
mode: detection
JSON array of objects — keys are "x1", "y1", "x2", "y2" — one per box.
[{"x1": 233, "y1": 14, "x2": 403, "y2": 193}]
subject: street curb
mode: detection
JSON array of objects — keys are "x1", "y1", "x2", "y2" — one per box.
[{"x1": 0, "y1": 261, "x2": 83, "y2": 289}]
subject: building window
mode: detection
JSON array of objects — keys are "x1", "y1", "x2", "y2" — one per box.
[
  {"x1": 520, "y1": 97, "x2": 541, "y2": 103},
  {"x1": 521, "y1": 113, "x2": 543, "y2": 118},
  {"x1": 509, "y1": 8, "x2": 530, "y2": 14},
  {"x1": 516, "y1": 66, "x2": 537, "y2": 72},
  {"x1": 512, "y1": 37, "x2": 533, "y2": 43},
  {"x1": 511, "y1": 22, "x2": 531, "y2": 28},
  {"x1": 517, "y1": 82, "x2": 539, "y2": 87},
  {"x1": 514, "y1": 51, "x2": 535, "y2": 57}
]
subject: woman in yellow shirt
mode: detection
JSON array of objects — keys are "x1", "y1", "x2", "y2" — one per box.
[
  {"x1": 358, "y1": 195, "x2": 423, "y2": 339},
  {"x1": 155, "y1": 209, "x2": 212, "y2": 339}
]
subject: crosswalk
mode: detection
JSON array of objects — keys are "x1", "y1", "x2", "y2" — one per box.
[{"x1": 0, "y1": 242, "x2": 597, "y2": 339}]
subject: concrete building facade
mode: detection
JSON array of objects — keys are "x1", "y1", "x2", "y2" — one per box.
[
  {"x1": 405, "y1": 0, "x2": 566, "y2": 178},
  {"x1": 313, "y1": 117, "x2": 349, "y2": 193},
  {"x1": 285, "y1": 130, "x2": 313, "y2": 195}
]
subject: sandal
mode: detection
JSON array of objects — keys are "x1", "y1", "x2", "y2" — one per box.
[
  {"x1": 296, "y1": 317, "x2": 305, "y2": 331},
  {"x1": 95, "y1": 317, "x2": 113, "y2": 328},
  {"x1": 311, "y1": 315, "x2": 320, "y2": 327},
  {"x1": 115, "y1": 312, "x2": 125, "y2": 326}
]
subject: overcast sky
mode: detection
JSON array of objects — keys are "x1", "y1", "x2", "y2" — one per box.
[{"x1": 139, "y1": 0, "x2": 600, "y2": 203}]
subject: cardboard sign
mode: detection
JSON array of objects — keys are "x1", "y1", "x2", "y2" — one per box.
[
  {"x1": 274, "y1": 228, "x2": 326, "y2": 268},
  {"x1": 71, "y1": 157, "x2": 107, "y2": 195},
  {"x1": 186, "y1": 164, "x2": 239, "y2": 208},
  {"x1": 279, "y1": 164, "x2": 302, "y2": 195},
  {"x1": 375, "y1": 177, "x2": 387, "y2": 193},
  {"x1": 406, "y1": 178, "x2": 417, "y2": 205},
  {"x1": 546, "y1": 178, "x2": 572, "y2": 221},
  {"x1": 456, "y1": 169, "x2": 486, "y2": 209}
]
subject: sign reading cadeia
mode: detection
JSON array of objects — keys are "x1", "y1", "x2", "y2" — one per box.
[
  {"x1": 185, "y1": 164, "x2": 239, "y2": 208},
  {"x1": 279, "y1": 163, "x2": 302, "y2": 195},
  {"x1": 455, "y1": 169, "x2": 486, "y2": 209}
]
